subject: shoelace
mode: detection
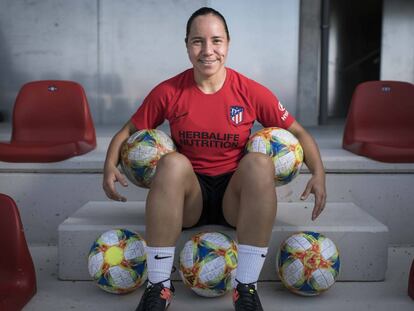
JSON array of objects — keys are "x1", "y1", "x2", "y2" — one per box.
[{"x1": 236, "y1": 285, "x2": 259, "y2": 311}]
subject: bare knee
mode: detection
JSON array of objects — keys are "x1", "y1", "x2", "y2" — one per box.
[
  {"x1": 239, "y1": 154, "x2": 277, "y2": 219},
  {"x1": 239, "y1": 152, "x2": 275, "y2": 183},
  {"x1": 154, "y1": 152, "x2": 193, "y2": 181},
  {"x1": 240, "y1": 152, "x2": 274, "y2": 171}
]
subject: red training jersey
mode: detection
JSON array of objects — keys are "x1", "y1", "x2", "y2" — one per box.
[{"x1": 131, "y1": 68, "x2": 295, "y2": 176}]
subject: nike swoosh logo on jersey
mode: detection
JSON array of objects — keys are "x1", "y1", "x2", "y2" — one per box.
[
  {"x1": 154, "y1": 255, "x2": 173, "y2": 260},
  {"x1": 261, "y1": 254, "x2": 266, "y2": 258}
]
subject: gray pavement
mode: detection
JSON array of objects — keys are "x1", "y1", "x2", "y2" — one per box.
[{"x1": 24, "y1": 245, "x2": 414, "y2": 311}]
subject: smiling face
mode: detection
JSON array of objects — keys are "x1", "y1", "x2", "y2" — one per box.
[{"x1": 186, "y1": 14, "x2": 229, "y2": 82}]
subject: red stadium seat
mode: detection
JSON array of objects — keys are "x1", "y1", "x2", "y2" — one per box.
[
  {"x1": 0, "y1": 194, "x2": 36, "y2": 311},
  {"x1": 409, "y1": 257, "x2": 414, "y2": 299},
  {"x1": 0, "y1": 80, "x2": 96, "y2": 162},
  {"x1": 342, "y1": 81, "x2": 414, "y2": 162}
]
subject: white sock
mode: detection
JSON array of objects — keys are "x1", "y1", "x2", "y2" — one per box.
[
  {"x1": 145, "y1": 246, "x2": 175, "y2": 288},
  {"x1": 234, "y1": 244, "x2": 268, "y2": 288}
]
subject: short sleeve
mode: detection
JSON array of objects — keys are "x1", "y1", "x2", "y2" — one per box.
[
  {"x1": 130, "y1": 84, "x2": 170, "y2": 130},
  {"x1": 250, "y1": 80, "x2": 295, "y2": 129}
]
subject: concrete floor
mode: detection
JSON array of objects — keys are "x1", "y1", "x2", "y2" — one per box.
[{"x1": 24, "y1": 245, "x2": 414, "y2": 311}]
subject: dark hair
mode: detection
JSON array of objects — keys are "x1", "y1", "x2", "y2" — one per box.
[{"x1": 185, "y1": 7, "x2": 230, "y2": 43}]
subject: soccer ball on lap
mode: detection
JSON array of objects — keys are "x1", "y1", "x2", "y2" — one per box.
[
  {"x1": 88, "y1": 229, "x2": 147, "y2": 294},
  {"x1": 276, "y1": 231, "x2": 340, "y2": 296},
  {"x1": 120, "y1": 129, "x2": 176, "y2": 188},
  {"x1": 245, "y1": 127, "x2": 303, "y2": 186},
  {"x1": 179, "y1": 232, "x2": 238, "y2": 297}
]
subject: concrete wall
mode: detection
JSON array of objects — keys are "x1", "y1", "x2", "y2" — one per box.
[
  {"x1": 296, "y1": 0, "x2": 320, "y2": 126},
  {"x1": 1, "y1": 0, "x2": 413, "y2": 126},
  {"x1": 0, "y1": 0, "x2": 300, "y2": 125},
  {"x1": 380, "y1": 0, "x2": 414, "y2": 83},
  {"x1": 0, "y1": 0, "x2": 99, "y2": 121}
]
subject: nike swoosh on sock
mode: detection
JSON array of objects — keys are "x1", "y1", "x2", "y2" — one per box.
[{"x1": 155, "y1": 255, "x2": 173, "y2": 260}]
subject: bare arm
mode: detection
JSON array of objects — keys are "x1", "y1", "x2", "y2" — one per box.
[
  {"x1": 102, "y1": 120, "x2": 137, "y2": 202},
  {"x1": 288, "y1": 121, "x2": 327, "y2": 220}
]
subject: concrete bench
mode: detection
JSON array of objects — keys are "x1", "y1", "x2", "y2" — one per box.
[{"x1": 58, "y1": 201, "x2": 389, "y2": 281}]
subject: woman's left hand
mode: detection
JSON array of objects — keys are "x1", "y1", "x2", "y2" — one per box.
[{"x1": 300, "y1": 174, "x2": 327, "y2": 221}]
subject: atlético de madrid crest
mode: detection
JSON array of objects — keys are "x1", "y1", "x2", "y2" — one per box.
[{"x1": 230, "y1": 106, "x2": 244, "y2": 125}]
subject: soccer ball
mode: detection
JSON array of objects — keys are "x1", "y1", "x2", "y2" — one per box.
[
  {"x1": 88, "y1": 229, "x2": 147, "y2": 294},
  {"x1": 120, "y1": 129, "x2": 176, "y2": 188},
  {"x1": 245, "y1": 127, "x2": 303, "y2": 186},
  {"x1": 179, "y1": 232, "x2": 238, "y2": 297},
  {"x1": 276, "y1": 231, "x2": 340, "y2": 296}
]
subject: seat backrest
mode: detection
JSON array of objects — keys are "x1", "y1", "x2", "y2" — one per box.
[
  {"x1": 409, "y1": 257, "x2": 414, "y2": 299},
  {"x1": 0, "y1": 193, "x2": 37, "y2": 311},
  {"x1": 11, "y1": 80, "x2": 96, "y2": 144},
  {"x1": 0, "y1": 194, "x2": 26, "y2": 270},
  {"x1": 343, "y1": 81, "x2": 414, "y2": 147}
]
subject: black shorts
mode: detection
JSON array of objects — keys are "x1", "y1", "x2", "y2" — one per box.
[{"x1": 186, "y1": 171, "x2": 236, "y2": 229}]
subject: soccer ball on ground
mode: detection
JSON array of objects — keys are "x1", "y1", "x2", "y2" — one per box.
[
  {"x1": 120, "y1": 129, "x2": 176, "y2": 188},
  {"x1": 276, "y1": 231, "x2": 340, "y2": 296},
  {"x1": 179, "y1": 231, "x2": 238, "y2": 297},
  {"x1": 245, "y1": 127, "x2": 303, "y2": 186},
  {"x1": 88, "y1": 229, "x2": 147, "y2": 294}
]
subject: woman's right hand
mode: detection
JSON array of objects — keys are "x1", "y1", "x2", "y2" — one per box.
[
  {"x1": 102, "y1": 121, "x2": 136, "y2": 202},
  {"x1": 103, "y1": 164, "x2": 128, "y2": 202}
]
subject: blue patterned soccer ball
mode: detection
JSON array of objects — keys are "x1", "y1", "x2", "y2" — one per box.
[
  {"x1": 88, "y1": 229, "x2": 147, "y2": 294},
  {"x1": 179, "y1": 232, "x2": 238, "y2": 297},
  {"x1": 276, "y1": 231, "x2": 340, "y2": 296},
  {"x1": 120, "y1": 129, "x2": 176, "y2": 188},
  {"x1": 245, "y1": 127, "x2": 303, "y2": 186}
]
